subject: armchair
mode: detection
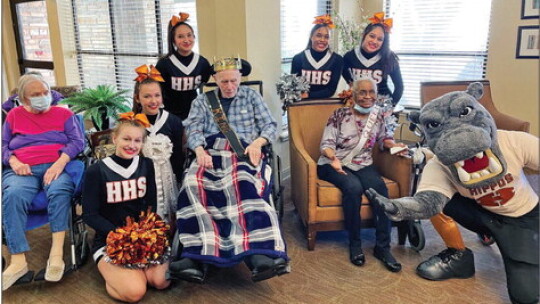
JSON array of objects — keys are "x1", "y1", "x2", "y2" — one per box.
[
  {"x1": 288, "y1": 100, "x2": 413, "y2": 250},
  {"x1": 420, "y1": 80, "x2": 530, "y2": 132}
]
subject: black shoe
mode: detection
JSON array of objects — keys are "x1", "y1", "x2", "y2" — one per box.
[
  {"x1": 416, "y1": 247, "x2": 475, "y2": 281},
  {"x1": 248, "y1": 255, "x2": 290, "y2": 282},
  {"x1": 373, "y1": 247, "x2": 402, "y2": 273},
  {"x1": 349, "y1": 245, "x2": 365, "y2": 266},
  {"x1": 167, "y1": 258, "x2": 205, "y2": 284}
]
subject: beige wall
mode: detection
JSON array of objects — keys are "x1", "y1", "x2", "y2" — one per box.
[
  {"x1": 196, "y1": 0, "x2": 247, "y2": 59},
  {"x1": 486, "y1": 0, "x2": 539, "y2": 136},
  {"x1": 2, "y1": 0, "x2": 19, "y2": 98}
]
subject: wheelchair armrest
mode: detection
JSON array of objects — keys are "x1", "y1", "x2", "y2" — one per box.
[{"x1": 65, "y1": 160, "x2": 85, "y2": 194}]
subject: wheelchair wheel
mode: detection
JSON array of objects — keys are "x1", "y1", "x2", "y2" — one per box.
[
  {"x1": 74, "y1": 230, "x2": 90, "y2": 268},
  {"x1": 407, "y1": 220, "x2": 425, "y2": 252}
]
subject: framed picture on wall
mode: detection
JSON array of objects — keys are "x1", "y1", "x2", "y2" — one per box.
[
  {"x1": 521, "y1": 0, "x2": 539, "y2": 19},
  {"x1": 516, "y1": 26, "x2": 540, "y2": 59}
]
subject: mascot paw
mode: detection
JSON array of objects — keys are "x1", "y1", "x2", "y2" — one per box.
[{"x1": 366, "y1": 188, "x2": 399, "y2": 216}]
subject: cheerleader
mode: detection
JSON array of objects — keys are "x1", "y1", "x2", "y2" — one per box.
[
  {"x1": 82, "y1": 114, "x2": 169, "y2": 303},
  {"x1": 155, "y1": 12, "x2": 211, "y2": 120},
  {"x1": 291, "y1": 14, "x2": 343, "y2": 99},
  {"x1": 342, "y1": 12, "x2": 403, "y2": 106},
  {"x1": 132, "y1": 64, "x2": 183, "y2": 224}
]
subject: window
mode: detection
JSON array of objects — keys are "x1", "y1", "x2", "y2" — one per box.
[
  {"x1": 386, "y1": 0, "x2": 492, "y2": 108},
  {"x1": 58, "y1": 0, "x2": 197, "y2": 94},
  {"x1": 10, "y1": 0, "x2": 56, "y2": 85},
  {"x1": 280, "y1": 0, "x2": 332, "y2": 72}
]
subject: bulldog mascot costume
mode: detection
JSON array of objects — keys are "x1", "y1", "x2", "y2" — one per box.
[{"x1": 367, "y1": 82, "x2": 539, "y2": 304}]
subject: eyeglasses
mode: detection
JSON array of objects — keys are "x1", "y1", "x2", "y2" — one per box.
[{"x1": 355, "y1": 90, "x2": 377, "y2": 97}]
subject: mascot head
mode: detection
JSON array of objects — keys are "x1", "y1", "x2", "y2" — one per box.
[{"x1": 409, "y1": 82, "x2": 507, "y2": 189}]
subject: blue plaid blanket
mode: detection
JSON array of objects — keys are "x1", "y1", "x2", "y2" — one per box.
[{"x1": 175, "y1": 134, "x2": 288, "y2": 267}]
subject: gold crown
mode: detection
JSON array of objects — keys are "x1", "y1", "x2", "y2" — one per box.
[{"x1": 213, "y1": 56, "x2": 242, "y2": 72}]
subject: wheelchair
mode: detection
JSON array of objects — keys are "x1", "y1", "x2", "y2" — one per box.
[
  {"x1": 199, "y1": 80, "x2": 285, "y2": 220},
  {"x1": 1, "y1": 115, "x2": 91, "y2": 285},
  {"x1": 167, "y1": 81, "x2": 289, "y2": 281}
]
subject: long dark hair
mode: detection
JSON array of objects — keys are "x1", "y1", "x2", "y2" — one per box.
[
  {"x1": 132, "y1": 78, "x2": 162, "y2": 114},
  {"x1": 361, "y1": 23, "x2": 399, "y2": 73},
  {"x1": 165, "y1": 21, "x2": 195, "y2": 56},
  {"x1": 305, "y1": 24, "x2": 332, "y2": 50}
]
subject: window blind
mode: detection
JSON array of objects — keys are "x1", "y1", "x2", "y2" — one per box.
[
  {"x1": 385, "y1": 0, "x2": 492, "y2": 108},
  {"x1": 57, "y1": 0, "x2": 197, "y2": 95},
  {"x1": 280, "y1": 0, "x2": 332, "y2": 72}
]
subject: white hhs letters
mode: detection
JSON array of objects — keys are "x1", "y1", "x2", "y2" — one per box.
[
  {"x1": 301, "y1": 70, "x2": 331, "y2": 85},
  {"x1": 106, "y1": 177, "x2": 147, "y2": 203}
]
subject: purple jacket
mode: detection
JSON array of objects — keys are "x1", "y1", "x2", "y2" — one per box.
[{"x1": 2, "y1": 90, "x2": 63, "y2": 113}]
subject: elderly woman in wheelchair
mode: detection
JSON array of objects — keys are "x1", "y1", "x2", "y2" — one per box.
[
  {"x1": 168, "y1": 57, "x2": 289, "y2": 283},
  {"x1": 2, "y1": 74, "x2": 85, "y2": 290}
]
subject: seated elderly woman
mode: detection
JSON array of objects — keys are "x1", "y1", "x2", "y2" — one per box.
[
  {"x1": 168, "y1": 57, "x2": 289, "y2": 283},
  {"x1": 2, "y1": 74, "x2": 85, "y2": 290},
  {"x1": 317, "y1": 78, "x2": 407, "y2": 272},
  {"x1": 2, "y1": 72, "x2": 63, "y2": 117}
]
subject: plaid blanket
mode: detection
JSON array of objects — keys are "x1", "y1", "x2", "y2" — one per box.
[{"x1": 175, "y1": 134, "x2": 288, "y2": 267}]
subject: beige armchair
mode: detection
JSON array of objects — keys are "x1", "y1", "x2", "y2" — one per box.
[
  {"x1": 420, "y1": 80, "x2": 530, "y2": 132},
  {"x1": 288, "y1": 100, "x2": 413, "y2": 250}
]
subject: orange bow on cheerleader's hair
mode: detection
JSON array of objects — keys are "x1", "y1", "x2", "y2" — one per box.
[
  {"x1": 368, "y1": 12, "x2": 393, "y2": 33},
  {"x1": 118, "y1": 111, "x2": 151, "y2": 128},
  {"x1": 170, "y1": 12, "x2": 190, "y2": 27},
  {"x1": 134, "y1": 64, "x2": 165, "y2": 83},
  {"x1": 313, "y1": 14, "x2": 335, "y2": 29}
]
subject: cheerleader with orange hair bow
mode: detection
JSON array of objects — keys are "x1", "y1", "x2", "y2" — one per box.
[
  {"x1": 290, "y1": 14, "x2": 344, "y2": 99},
  {"x1": 131, "y1": 64, "x2": 184, "y2": 224},
  {"x1": 82, "y1": 109, "x2": 172, "y2": 302},
  {"x1": 155, "y1": 12, "x2": 212, "y2": 120},
  {"x1": 342, "y1": 11, "x2": 403, "y2": 107}
]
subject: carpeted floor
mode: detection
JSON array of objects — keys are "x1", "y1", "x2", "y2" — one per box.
[{"x1": 2, "y1": 174, "x2": 539, "y2": 304}]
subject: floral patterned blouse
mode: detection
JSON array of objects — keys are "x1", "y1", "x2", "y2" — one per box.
[{"x1": 317, "y1": 106, "x2": 392, "y2": 171}]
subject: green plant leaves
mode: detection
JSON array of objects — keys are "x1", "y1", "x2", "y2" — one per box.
[{"x1": 59, "y1": 84, "x2": 131, "y2": 131}]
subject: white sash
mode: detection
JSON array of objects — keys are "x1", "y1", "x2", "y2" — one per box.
[
  {"x1": 341, "y1": 106, "x2": 380, "y2": 167},
  {"x1": 143, "y1": 134, "x2": 178, "y2": 223},
  {"x1": 143, "y1": 115, "x2": 179, "y2": 224}
]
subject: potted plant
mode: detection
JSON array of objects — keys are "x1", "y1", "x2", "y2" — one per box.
[{"x1": 60, "y1": 84, "x2": 131, "y2": 131}]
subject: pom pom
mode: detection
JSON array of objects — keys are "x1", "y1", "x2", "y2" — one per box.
[
  {"x1": 338, "y1": 89, "x2": 353, "y2": 107},
  {"x1": 376, "y1": 96, "x2": 398, "y2": 138},
  {"x1": 106, "y1": 207, "x2": 171, "y2": 269},
  {"x1": 276, "y1": 73, "x2": 310, "y2": 111}
]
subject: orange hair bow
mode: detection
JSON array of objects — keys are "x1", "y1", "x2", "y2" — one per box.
[
  {"x1": 313, "y1": 14, "x2": 335, "y2": 29},
  {"x1": 368, "y1": 12, "x2": 393, "y2": 33},
  {"x1": 134, "y1": 64, "x2": 165, "y2": 83},
  {"x1": 118, "y1": 112, "x2": 151, "y2": 128},
  {"x1": 170, "y1": 12, "x2": 190, "y2": 27}
]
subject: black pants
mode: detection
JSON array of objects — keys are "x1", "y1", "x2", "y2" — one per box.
[
  {"x1": 317, "y1": 164, "x2": 391, "y2": 250},
  {"x1": 443, "y1": 194, "x2": 539, "y2": 304}
]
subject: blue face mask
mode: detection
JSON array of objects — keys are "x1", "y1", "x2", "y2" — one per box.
[
  {"x1": 29, "y1": 95, "x2": 52, "y2": 112},
  {"x1": 353, "y1": 104, "x2": 373, "y2": 114}
]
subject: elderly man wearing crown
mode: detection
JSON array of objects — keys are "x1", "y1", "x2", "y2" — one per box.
[{"x1": 168, "y1": 56, "x2": 289, "y2": 283}]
